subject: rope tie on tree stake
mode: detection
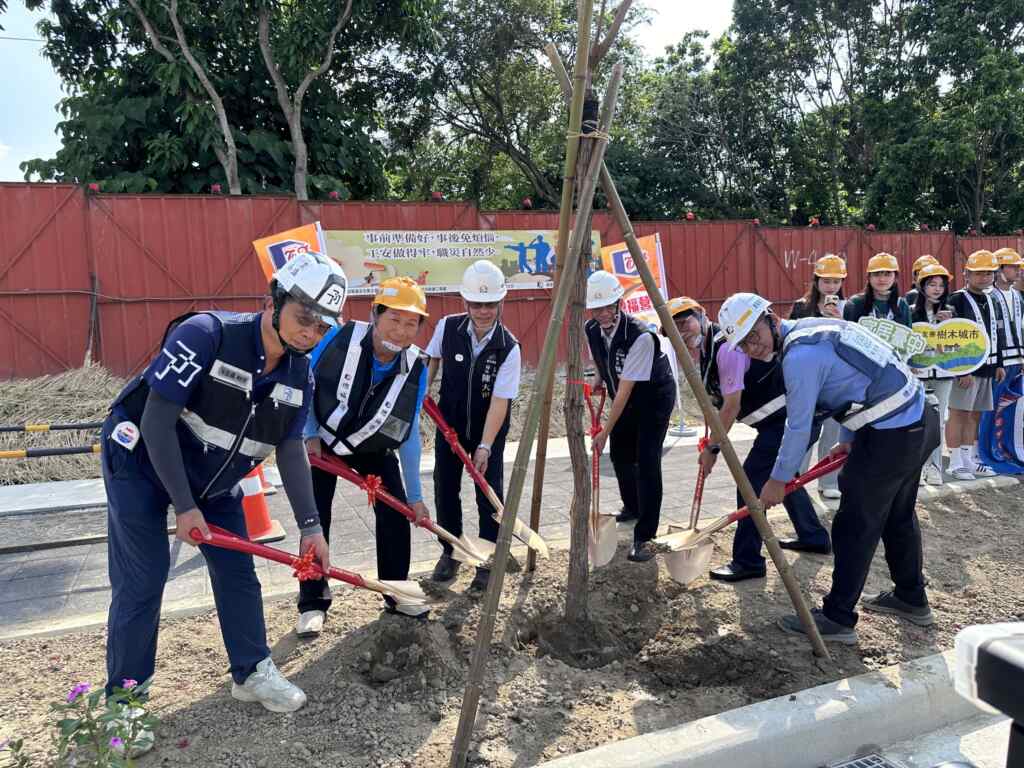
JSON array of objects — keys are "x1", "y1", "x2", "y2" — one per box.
[{"x1": 565, "y1": 130, "x2": 611, "y2": 141}]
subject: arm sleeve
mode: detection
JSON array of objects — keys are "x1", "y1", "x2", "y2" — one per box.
[
  {"x1": 842, "y1": 298, "x2": 858, "y2": 322},
  {"x1": 619, "y1": 333, "x2": 655, "y2": 381},
  {"x1": 275, "y1": 437, "x2": 323, "y2": 534},
  {"x1": 425, "y1": 317, "x2": 446, "y2": 358},
  {"x1": 770, "y1": 349, "x2": 827, "y2": 482},
  {"x1": 898, "y1": 299, "x2": 913, "y2": 328},
  {"x1": 397, "y1": 366, "x2": 428, "y2": 503},
  {"x1": 140, "y1": 390, "x2": 197, "y2": 514},
  {"x1": 492, "y1": 344, "x2": 522, "y2": 399},
  {"x1": 716, "y1": 344, "x2": 751, "y2": 396}
]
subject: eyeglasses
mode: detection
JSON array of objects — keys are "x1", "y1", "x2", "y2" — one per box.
[{"x1": 291, "y1": 304, "x2": 332, "y2": 335}]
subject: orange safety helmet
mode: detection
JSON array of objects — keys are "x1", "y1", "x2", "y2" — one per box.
[
  {"x1": 666, "y1": 296, "x2": 704, "y2": 318},
  {"x1": 916, "y1": 263, "x2": 951, "y2": 286},
  {"x1": 867, "y1": 252, "x2": 899, "y2": 273},
  {"x1": 372, "y1": 276, "x2": 429, "y2": 317},
  {"x1": 994, "y1": 247, "x2": 1023, "y2": 267},
  {"x1": 965, "y1": 250, "x2": 999, "y2": 272},
  {"x1": 911, "y1": 255, "x2": 939, "y2": 276},
  {"x1": 814, "y1": 254, "x2": 847, "y2": 279}
]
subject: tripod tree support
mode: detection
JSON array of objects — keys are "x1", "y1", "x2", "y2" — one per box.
[{"x1": 543, "y1": 45, "x2": 832, "y2": 661}]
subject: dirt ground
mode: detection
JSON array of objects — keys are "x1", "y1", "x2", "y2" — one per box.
[{"x1": 6, "y1": 488, "x2": 1020, "y2": 767}]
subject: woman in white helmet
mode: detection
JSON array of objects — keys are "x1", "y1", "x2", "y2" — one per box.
[
  {"x1": 425, "y1": 260, "x2": 522, "y2": 591},
  {"x1": 719, "y1": 291, "x2": 938, "y2": 644},
  {"x1": 585, "y1": 270, "x2": 677, "y2": 562},
  {"x1": 99, "y1": 252, "x2": 345, "y2": 743}
]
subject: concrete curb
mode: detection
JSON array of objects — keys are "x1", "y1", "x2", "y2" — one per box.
[{"x1": 539, "y1": 650, "x2": 980, "y2": 768}]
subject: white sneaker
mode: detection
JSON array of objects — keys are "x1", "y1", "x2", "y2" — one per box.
[
  {"x1": 974, "y1": 463, "x2": 997, "y2": 478},
  {"x1": 295, "y1": 610, "x2": 325, "y2": 638},
  {"x1": 951, "y1": 466, "x2": 976, "y2": 481},
  {"x1": 231, "y1": 657, "x2": 306, "y2": 713},
  {"x1": 821, "y1": 488, "x2": 841, "y2": 499},
  {"x1": 107, "y1": 706, "x2": 155, "y2": 758},
  {"x1": 923, "y1": 463, "x2": 943, "y2": 486}
]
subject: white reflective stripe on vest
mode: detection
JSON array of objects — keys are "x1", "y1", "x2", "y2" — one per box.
[
  {"x1": 739, "y1": 394, "x2": 786, "y2": 426},
  {"x1": 321, "y1": 425, "x2": 352, "y2": 456},
  {"x1": 179, "y1": 409, "x2": 274, "y2": 459},
  {"x1": 963, "y1": 291, "x2": 999, "y2": 365},
  {"x1": 326, "y1": 321, "x2": 370, "y2": 432},
  {"x1": 344, "y1": 346, "x2": 419, "y2": 450},
  {"x1": 838, "y1": 369, "x2": 919, "y2": 431}
]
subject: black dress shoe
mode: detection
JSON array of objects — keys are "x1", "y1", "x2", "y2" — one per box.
[
  {"x1": 430, "y1": 553, "x2": 459, "y2": 582},
  {"x1": 709, "y1": 563, "x2": 767, "y2": 582},
  {"x1": 777, "y1": 538, "x2": 831, "y2": 555},
  {"x1": 616, "y1": 507, "x2": 639, "y2": 523},
  {"x1": 468, "y1": 567, "x2": 490, "y2": 592},
  {"x1": 627, "y1": 541, "x2": 656, "y2": 562}
]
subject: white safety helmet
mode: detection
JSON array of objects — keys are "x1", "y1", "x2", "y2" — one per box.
[
  {"x1": 586, "y1": 270, "x2": 625, "y2": 309},
  {"x1": 459, "y1": 260, "x2": 508, "y2": 302},
  {"x1": 718, "y1": 292, "x2": 772, "y2": 350},
  {"x1": 272, "y1": 251, "x2": 348, "y2": 327}
]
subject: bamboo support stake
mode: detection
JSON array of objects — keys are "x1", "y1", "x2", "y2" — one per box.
[
  {"x1": 449, "y1": 62, "x2": 625, "y2": 768},
  {"x1": 525, "y1": 3, "x2": 594, "y2": 572},
  {"x1": 544, "y1": 49, "x2": 831, "y2": 660}
]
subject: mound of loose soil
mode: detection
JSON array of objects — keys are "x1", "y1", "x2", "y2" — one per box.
[{"x1": 2, "y1": 486, "x2": 1021, "y2": 767}]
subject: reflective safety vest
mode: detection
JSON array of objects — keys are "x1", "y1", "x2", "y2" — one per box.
[
  {"x1": 313, "y1": 321, "x2": 424, "y2": 456},
  {"x1": 113, "y1": 312, "x2": 309, "y2": 500},
  {"x1": 782, "y1": 318, "x2": 922, "y2": 431}
]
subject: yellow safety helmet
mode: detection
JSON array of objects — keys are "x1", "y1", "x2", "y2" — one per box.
[
  {"x1": 994, "y1": 247, "x2": 1023, "y2": 267},
  {"x1": 813, "y1": 254, "x2": 847, "y2": 279},
  {"x1": 372, "y1": 276, "x2": 429, "y2": 317},
  {"x1": 916, "y1": 263, "x2": 951, "y2": 285},
  {"x1": 667, "y1": 296, "x2": 704, "y2": 318},
  {"x1": 965, "y1": 250, "x2": 998, "y2": 272},
  {"x1": 867, "y1": 252, "x2": 899, "y2": 273},
  {"x1": 911, "y1": 255, "x2": 939, "y2": 276}
]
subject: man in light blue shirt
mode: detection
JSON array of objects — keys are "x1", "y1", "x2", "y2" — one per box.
[{"x1": 718, "y1": 293, "x2": 940, "y2": 644}]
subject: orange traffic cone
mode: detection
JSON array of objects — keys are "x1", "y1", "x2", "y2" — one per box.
[
  {"x1": 257, "y1": 465, "x2": 275, "y2": 494},
  {"x1": 240, "y1": 466, "x2": 286, "y2": 543}
]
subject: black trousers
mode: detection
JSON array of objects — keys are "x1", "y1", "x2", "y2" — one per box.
[
  {"x1": 610, "y1": 390, "x2": 674, "y2": 543},
  {"x1": 822, "y1": 403, "x2": 940, "y2": 628},
  {"x1": 298, "y1": 447, "x2": 411, "y2": 614},
  {"x1": 433, "y1": 429, "x2": 504, "y2": 556}
]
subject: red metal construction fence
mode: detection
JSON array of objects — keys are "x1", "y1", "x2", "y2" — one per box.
[{"x1": 1, "y1": 182, "x2": 1019, "y2": 379}]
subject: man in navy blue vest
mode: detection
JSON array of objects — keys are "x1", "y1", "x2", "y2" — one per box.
[
  {"x1": 698, "y1": 296, "x2": 830, "y2": 583},
  {"x1": 719, "y1": 293, "x2": 939, "y2": 644},
  {"x1": 101, "y1": 252, "x2": 346, "y2": 747},
  {"x1": 426, "y1": 260, "x2": 521, "y2": 592},
  {"x1": 585, "y1": 270, "x2": 676, "y2": 563}
]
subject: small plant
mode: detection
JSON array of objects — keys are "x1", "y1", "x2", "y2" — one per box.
[
  {"x1": 1, "y1": 737, "x2": 33, "y2": 768},
  {"x1": 49, "y1": 679, "x2": 158, "y2": 767}
]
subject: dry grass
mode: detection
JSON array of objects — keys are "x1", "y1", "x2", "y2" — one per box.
[{"x1": 0, "y1": 365, "x2": 125, "y2": 485}]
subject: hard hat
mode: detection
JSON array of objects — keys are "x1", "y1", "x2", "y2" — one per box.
[
  {"x1": 667, "y1": 296, "x2": 704, "y2": 318},
  {"x1": 373, "y1": 276, "x2": 429, "y2": 317},
  {"x1": 814, "y1": 254, "x2": 847, "y2": 279},
  {"x1": 911, "y1": 255, "x2": 939, "y2": 275},
  {"x1": 586, "y1": 270, "x2": 625, "y2": 309},
  {"x1": 965, "y1": 250, "x2": 998, "y2": 272},
  {"x1": 459, "y1": 260, "x2": 508, "y2": 302},
  {"x1": 916, "y1": 263, "x2": 951, "y2": 285},
  {"x1": 994, "y1": 247, "x2": 1023, "y2": 267},
  {"x1": 272, "y1": 251, "x2": 347, "y2": 326},
  {"x1": 718, "y1": 292, "x2": 772, "y2": 350},
  {"x1": 867, "y1": 252, "x2": 899, "y2": 273}
]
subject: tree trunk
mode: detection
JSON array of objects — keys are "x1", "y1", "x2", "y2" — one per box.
[
  {"x1": 292, "y1": 113, "x2": 309, "y2": 201},
  {"x1": 563, "y1": 95, "x2": 599, "y2": 626}
]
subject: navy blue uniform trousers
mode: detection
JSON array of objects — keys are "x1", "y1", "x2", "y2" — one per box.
[
  {"x1": 731, "y1": 422, "x2": 830, "y2": 569},
  {"x1": 433, "y1": 429, "x2": 504, "y2": 556},
  {"x1": 101, "y1": 414, "x2": 269, "y2": 695}
]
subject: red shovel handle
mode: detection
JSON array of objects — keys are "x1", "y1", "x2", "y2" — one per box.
[
  {"x1": 728, "y1": 452, "x2": 847, "y2": 524},
  {"x1": 422, "y1": 396, "x2": 491, "y2": 493},
  {"x1": 190, "y1": 524, "x2": 368, "y2": 589}
]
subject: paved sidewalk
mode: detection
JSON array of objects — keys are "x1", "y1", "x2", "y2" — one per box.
[{"x1": 0, "y1": 430, "x2": 766, "y2": 639}]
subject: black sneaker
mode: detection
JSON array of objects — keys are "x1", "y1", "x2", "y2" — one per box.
[
  {"x1": 430, "y1": 552, "x2": 459, "y2": 582},
  {"x1": 468, "y1": 567, "x2": 490, "y2": 592},
  {"x1": 616, "y1": 507, "x2": 639, "y2": 523},
  {"x1": 862, "y1": 591, "x2": 934, "y2": 627},
  {"x1": 627, "y1": 541, "x2": 656, "y2": 562},
  {"x1": 777, "y1": 609, "x2": 859, "y2": 645}
]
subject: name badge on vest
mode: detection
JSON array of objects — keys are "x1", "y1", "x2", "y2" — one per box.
[
  {"x1": 210, "y1": 359, "x2": 254, "y2": 392},
  {"x1": 111, "y1": 420, "x2": 140, "y2": 451},
  {"x1": 455, "y1": 353, "x2": 465, "y2": 362},
  {"x1": 270, "y1": 383, "x2": 303, "y2": 408}
]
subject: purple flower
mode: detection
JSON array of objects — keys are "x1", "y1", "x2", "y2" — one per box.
[
  {"x1": 67, "y1": 682, "x2": 90, "y2": 703},
  {"x1": 109, "y1": 737, "x2": 124, "y2": 749},
  {"x1": 121, "y1": 678, "x2": 138, "y2": 690}
]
